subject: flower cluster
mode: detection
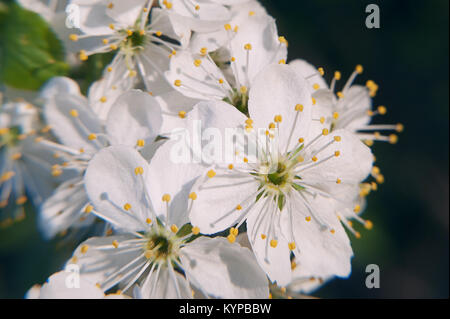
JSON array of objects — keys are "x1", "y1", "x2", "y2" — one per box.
[{"x1": 1, "y1": 0, "x2": 402, "y2": 299}]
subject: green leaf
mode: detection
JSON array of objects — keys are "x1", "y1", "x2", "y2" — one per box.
[{"x1": 0, "y1": 2, "x2": 69, "y2": 90}]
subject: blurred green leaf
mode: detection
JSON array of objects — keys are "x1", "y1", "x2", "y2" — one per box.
[{"x1": 0, "y1": 2, "x2": 69, "y2": 90}]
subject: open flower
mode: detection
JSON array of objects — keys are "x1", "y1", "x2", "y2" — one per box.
[
  {"x1": 0, "y1": 99, "x2": 56, "y2": 226},
  {"x1": 37, "y1": 77, "x2": 163, "y2": 238},
  {"x1": 165, "y1": 5, "x2": 287, "y2": 115},
  {"x1": 289, "y1": 59, "x2": 403, "y2": 146},
  {"x1": 69, "y1": 0, "x2": 192, "y2": 95},
  {"x1": 182, "y1": 64, "x2": 374, "y2": 286},
  {"x1": 70, "y1": 145, "x2": 269, "y2": 299}
]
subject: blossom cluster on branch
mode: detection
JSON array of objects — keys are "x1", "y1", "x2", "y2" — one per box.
[{"x1": 0, "y1": 0, "x2": 402, "y2": 299}]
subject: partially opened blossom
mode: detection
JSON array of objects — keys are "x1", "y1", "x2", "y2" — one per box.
[
  {"x1": 289, "y1": 59, "x2": 404, "y2": 146},
  {"x1": 70, "y1": 145, "x2": 269, "y2": 299},
  {"x1": 183, "y1": 64, "x2": 373, "y2": 286},
  {"x1": 37, "y1": 77, "x2": 163, "y2": 238},
  {"x1": 165, "y1": 4, "x2": 287, "y2": 114},
  {"x1": 0, "y1": 99, "x2": 56, "y2": 226}
]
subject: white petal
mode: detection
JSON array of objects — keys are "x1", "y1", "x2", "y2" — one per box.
[
  {"x1": 84, "y1": 145, "x2": 152, "y2": 231},
  {"x1": 137, "y1": 266, "x2": 192, "y2": 299},
  {"x1": 39, "y1": 76, "x2": 81, "y2": 101},
  {"x1": 287, "y1": 193, "x2": 353, "y2": 279},
  {"x1": 71, "y1": 0, "x2": 117, "y2": 36},
  {"x1": 38, "y1": 271, "x2": 105, "y2": 299},
  {"x1": 230, "y1": 14, "x2": 286, "y2": 86},
  {"x1": 44, "y1": 93, "x2": 102, "y2": 153},
  {"x1": 39, "y1": 177, "x2": 93, "y2": 239},
  {"x1": 300, "y1": 129, "x2": 373, "y2": 201},
  {"x1": 189, "y1": 170, "x2": 260, "y2": 234},
  {"x1": 248, "y1": 64, "x2": 313, "y2": 151},
  {"x1": 146, "y1": 140, "x2": 205, "y2": 226},
  {"x1": 180, "y1": 237, "x2": 269, "y2": 298},
  {"x1": 161, "y1": 0, "x2": 231, "y2": 33},
  {"x1": 246, "y1": 198, "x2": 292, "y2": 286},
  {"x1": 70, "y1": 235, "x2": 144, "y2": 289},
  {"x1": 165, "y1": 50, "x2": 228, "y2": 100},
  {"x1": 105, "y1": 0, "x2": 146, "y2": 26},
  {"x1": 289, "y1": 59, "x2": 328, "y2": 91},
  {"x1": 106, "y1": 90, "x2": 163, "y2": 146}
]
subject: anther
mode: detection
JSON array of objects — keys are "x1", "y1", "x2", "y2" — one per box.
[
  {"x1": 170, "y1": 224, "x2": 178, "y2": 233},
  {"x1": 270, "y1": 239, "x2": 278, "y2": 248},
  {"x1": 207, "y1": 169, "x2": 216, "y2": 178},
  {"x1": 189, "y1": 192, "x2": 197, "y2": 200},
  {"x1": 162, "y1": 194, "x2": 171, "y2": 202}
]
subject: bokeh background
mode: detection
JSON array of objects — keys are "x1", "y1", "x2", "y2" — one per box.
[{"x1": 0, "y1": 0, "x2": 448, "y2": 298}]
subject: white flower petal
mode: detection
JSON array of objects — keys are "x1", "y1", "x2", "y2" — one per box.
[
  {"x1": 180, "y1": 236, "x2": 269, "y2": 298},
  {"x1": 38, "y1": 271, "x2": 105, "y2": 299},
  {"x1": 70, "y1": 235, "x2": 144, "y2": 289},
  {"x1": 84, "y1": 145, "x2": 152, "y2": 231},
  {"x1": 44, "y1": 93, "x2": 102, "y2": 153},
  {"x1": 248, "y1": 64, "x2": 313, "y2": 151},
  {"x1": 286, "y1": 194, "x2": 354, "y2": 279},
  {"x1": 246, "y1": 198, "x2": 292, "y2": 287},
  {"x1": 106, "y1": 90, "x2": 163, "y2": 146},
  {"x1": 137, "y1": 266, "x2": 192, "y2": 299}
]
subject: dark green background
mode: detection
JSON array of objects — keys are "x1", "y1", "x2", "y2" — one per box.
[{"x1": 0, "y1": 0, "x2": 448, "y2": 298}]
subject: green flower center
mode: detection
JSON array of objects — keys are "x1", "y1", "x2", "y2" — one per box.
[{"x1": 0, "y1": 126, "x2": 21, "y2": 148}]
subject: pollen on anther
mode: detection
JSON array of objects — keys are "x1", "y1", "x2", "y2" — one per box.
[
  {"x1": 192, "y1": 226, "x2": 200, "y2": 235},
  {"x1": 312, "y1": 156, "x2": 318, "y2": 162},
  {"x1": 318, "y1": 67, "x2": 325, "y2": 76},
  {"x1": 112, "y1": 240, "x2": 119, "y2": 248},
  {"x1": 146, "y1": 218, "x2": 152, "y2": 224},
  {"x1": 336, "y1": 178, "x2": 342, "y2": 184},
  {"x1": 334, "y1": 151, "x2": 340, "y2": 157},
  {"x1": 170, "y1": 224, "x2": 178, "y2": 233},
  {"x1": 134, "y1": 167, "x2": 144, "y2": 175},
  {"x1": 354, "y1": 205, "x2": 361, "y2": 213},
  {"x1": 313, "y1": 83, "x2": 320, "y2": 90},
  {"x1": 162, "y1": 194, "x2": 171, "y2": 202},
  {"x1": 305, "y1": 216, "x2": 311, "y2": 222},
  {"x1": 334, "y1": 136, "x2": 342, "y2": 142},
  {"x1": 227, "y1": 234, "x2": 236, "y2": 243},
  {"x1": 136, "y1": 139, "x2": 145, "y2": 147},
  {"x1": 356, "y1": 64, "x2": 364, "y2": 74},
  {"x1": 189, "y1": 192, "x2": 197, "y2": 200},
  {"x1": 70, "y1": 109, "x2": 79, "y2": 117},
  {"x1": 236, "y1": 204, "x2": 242, "y2": 210},
  {"x1": 322, "y1": 128, "x2": 329, "y2": 136},
  {"x1": 334, "y1": 71, "x2": 341, "y2": 80},
  {"x1": 123, "y1": 203, "x2": 131, "y2": 211},
  {"x1": 244, "y1": 43, "x2": 252, "y2": 50},
  {"x1": 270, "y1": 239, "x2": 278, "y2": 248},
  {"x1": 207, "y1": 169, "x2": 216, "y2": 178},
  {"x1": 85, "y1": 205, "x2": 93, "y2": 213},
  {"x1": 274, "y1": 115, "x2": 282, "y2": 123},
  {"x1": 228, "y1": 164, "x2": 234, "y2": 170},
  {"x1": 174, "y1": 80, "x2": 182, "y2": 87},
  {"x1": 230, "y1": 227, "x2": 238, "y2": 237},
  {"x1": 295, "y1": 104, "x2": 304, "y2": 112},
  {"x1": 365, "y1": 220, "x2": 373, "y2": 230},
  {"x1": 88, "y1": 133, "x2": 97, "y2": 140},
  {"x1": 261, "y1": 234, "x2": 267, "y2": 240},
  {"x1": 69, "y1": 34, "x2": 78, "y2": 41},
  {"x1": 80, "y1": 245, "x2": 89, "y2": 254},
  {"x1": 288, "y1": 242, "x2": 296, "y2": 251}
]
